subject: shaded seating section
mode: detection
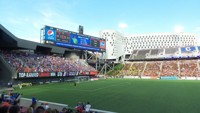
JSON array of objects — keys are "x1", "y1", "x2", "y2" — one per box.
[
  {"x1": 179, "y1": 60, "x2": 199, "y2": 77},
  {"x1": 160, "y1": 61, "x2": 179, "y2": 76},
  {"x1": 1, "y1": 50, "x2": 96, "y2": 73},
  {"x1": 132, "y1": 50, "x2": 138, "y2": 54},
  {"x1": 150, "y1": 49, "x2": 159, "y2": 55},
  {"x1": 129, "y1": 50, "x2": 138, "y2": 59},
  {"x1": 133, "y1": 50, "x2": 150, "y2": 60},
  {"x1": 143, "y1": 62, "x2": 161, "y2": 77},
  {"x1": 165, "y1": 48, "x2": 179, "y2": 54},
  {"x1": 158, "y1": 49, "x2": 164, "y2": 55}
]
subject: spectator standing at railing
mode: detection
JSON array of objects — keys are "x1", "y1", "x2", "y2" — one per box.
[{"x1": 85, "y1": 102, "x2": 91, "y2": 113}]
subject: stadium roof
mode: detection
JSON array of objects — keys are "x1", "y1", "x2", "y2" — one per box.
[{"x1": 0, "y1": 24, "x2": 80, "y2": 54}]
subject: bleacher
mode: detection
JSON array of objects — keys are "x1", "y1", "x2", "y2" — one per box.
[
  {"x1": 165, "y1": 48, "x2": 179, "y2": 54},
  {"x1": 143, "y1": 62, "x2": 161, "y2": 77},
  {"x1": 122, "y1": 60, "x2": 200, "y2": 78},
  {"x1": 128, "y1": 46, "x2": 200, "y2": 60},
  {"x1": 1, "y1": 50, "x2": 96, "y2": 73},
  {"x1": 120, "y1": 63, "x2": 132, "y2": 75},
  {"x1": 150, "y1": 49, "x2": 159, "y2": 55},
  {"x1": 179, "y1": 60, "x2": 198, "y2": 77},
  {"x1": 130, "y1": 62, "x2": 145, "y2": 76},
  {"x1": 133, "y1": 50, "x2": 150, "y2": 60}
]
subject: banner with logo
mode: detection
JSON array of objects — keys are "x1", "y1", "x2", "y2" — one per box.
[
  {"x1": 45, "y1": 26, "x2": 56, "y2": 41},
  {"x1": 68, "y1": 71, "x2": 79, "y2": 76},
  {"x1": 100, "y1": 40, "x2": 106, "y2": 49},
  {"x1": 79, "y1": 71, "x2": 90, "y2": 75},
  {"x1": 39, "y1": 72, "x2": 50, "y2": 77},
  {"x1": 50, "y1": 72, "x2": 56, "y2": 77},
  {"x1": 181, "y1": 46, "x2": 196, "y2": 53},
  {"x1": 160, "y1": 76, "x2": 178, "y2": 80},
  {"x1": 90, "y1": 71, "x2": 98, "y2": 75},
  {"x1": 18, "y1": 72, "x2": 39, "y2": 78}
]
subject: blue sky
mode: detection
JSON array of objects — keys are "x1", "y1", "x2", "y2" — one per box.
[{"x1": 0, "y1": 0, "x2": 200, "y2": 42}]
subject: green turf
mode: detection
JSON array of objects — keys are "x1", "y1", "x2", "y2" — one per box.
[{"x1": 15, "y1": 79, "x2": 200, "y2": 113}]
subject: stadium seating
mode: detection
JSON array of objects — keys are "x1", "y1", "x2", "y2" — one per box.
[
  {"x1": 150, "y1": 49, "x2": 158, "y2": 55},
  {"x1": 130, "y1": 63, "x2": 145, "y2": 76},
  {"x1": 160, "y1": 61, "x2": 179, "y2": 76},
  {"x1": 179, "y1": 60, "x2": 199, "y2": 77},
  {"x1": 133, "y1": 50, "x2": 150, "y2": 60},
  {"x1": 120, "y1": 63, "x2": 132, "y2": 75},
  {"x1": 143, "y1": 62, "x2": 161, "y2": 77},
  {"x1": 1, "y1": 50, "x2": 96, "y2": 73},
  {"x1": 165, "y1": 48, "x2": 179, "y2": 54},
  {"x1": 123, "y1": 60, "x2": 200, "y2": 78}
]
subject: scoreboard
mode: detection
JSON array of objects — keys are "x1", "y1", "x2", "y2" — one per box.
[
  {"x1": 56, "y1": 29, "x2": 70, "y2": 43},
  {"x1": 44, "y1": 26, "x2": 106, "y2": 52}
]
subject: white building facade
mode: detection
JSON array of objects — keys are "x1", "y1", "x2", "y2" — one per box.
[
  {"x1": 100, "y1": 31, "x2": 197, "y2": 59},
  {"x1": 125, "y1": 33, "x2": 197, "y2": 54},
  {"x1": 100, "y1": 30, "x2": 126, "y2": 60}
]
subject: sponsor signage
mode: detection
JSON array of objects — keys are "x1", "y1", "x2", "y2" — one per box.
[
  {"x1": 160, "y1": 76, "x2": 178, "y2": 80},
  {"x1": 18, "y1": 73, "x2": 39, "y2": 78}
]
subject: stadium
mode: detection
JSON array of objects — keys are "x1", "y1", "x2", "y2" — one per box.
[{"x1": 1, "y1": 23, "x2": 200, "y2": 113}]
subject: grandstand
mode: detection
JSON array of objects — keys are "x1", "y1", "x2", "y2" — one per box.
[
  {"x1": 0, "y1": 24, "x2": 99, "y2": 83},
  {"x1": 121, "y1": 59, "x2": 200, "y2": 80},
  {"x1": 2, "y1": 24, "x2": 200, "y2": 113}
]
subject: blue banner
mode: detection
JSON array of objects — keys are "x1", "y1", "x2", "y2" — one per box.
[
  {"x1": 181, "y1": 47, "x2": 196, "y2": 53},
  {"x1": 198, "y1": 46, "x2": 200, "y2": 51},
  {"x1": 45, "y1": 27, "x2": 56, "y2": 41},
  {"x1": 160, "y1": 76, "x2": 178, "y2": 80}
]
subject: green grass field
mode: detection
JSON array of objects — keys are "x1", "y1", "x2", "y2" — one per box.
[{"x1": 15, "y1": 79, "x2": 200, "y2": 113}]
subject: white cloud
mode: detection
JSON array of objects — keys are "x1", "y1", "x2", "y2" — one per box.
[
  {"x1": 174, "y1": 25, "x2": 184, "y2": 33},
  {"x1": 194, "y1": 27, "x2": 200, "y2": 33},
  {"x1": 118, "y1": 22, "x2": 128, "y2": 29}
]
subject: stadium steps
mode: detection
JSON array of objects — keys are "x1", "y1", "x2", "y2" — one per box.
[
  {"x1": 141, "y1": 62, "x2": 147, "y2": 76},
  {"x1": 16, "y1": 58, "x2": 28, "y2": 68},
  {"x1": 0, "y1": 55, "x2": 17, "y2": 81},
  {"x1": 158, "y1": 62, "x2": 163, "y2": 77}
]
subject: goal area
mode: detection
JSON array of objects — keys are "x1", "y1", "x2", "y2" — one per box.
[{"x1": 74, "y1": 76, "x2": 90, "y2": 83}]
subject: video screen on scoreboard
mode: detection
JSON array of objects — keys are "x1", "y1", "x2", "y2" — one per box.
[
  {"x1": 70, "y1": 33, "x2": 91, "y2": 46},
  {"x1": 90, "y1": 37, "x2": 100, "y2": 48},
  {"x1": 56, "y1": 29, "x2": 70, "y2": 43},
  {"x1": 44, "y1": 26, "x2": 106, "y2": 52}
]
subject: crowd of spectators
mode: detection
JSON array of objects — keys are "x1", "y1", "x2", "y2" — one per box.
[
  {"x1": 160, "y1": 61, "x2": 179, "y2": 76},
  {"x1": 179, "y1": 60, "x2": 199, "y2": 77},
  {"x1": 143, "y1": 62, "x2": 161, "y2": 77},
  {"x1": 121, "y1": 60, "x2": 200, "y2": 77},
  {"x1": 129, "y1": 63, "x2": 144, "y2": 76},
  {"x1": 0, "y1": 92, "x2": 92, "y2": 113},
  {"x1": 0, "y1": 50, "x2": 96, "y2": 73},
  {"x1": 120, "y1": 64, "x2": 131, "y2": 75}
]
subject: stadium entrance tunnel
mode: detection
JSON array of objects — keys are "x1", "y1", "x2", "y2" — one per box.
[
  {"x1": 36, "y1": 46, "x2": 52, "y2": 54},
  {"x1": 0, "y1": 55, "x2": 14, "y2": 82}
]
